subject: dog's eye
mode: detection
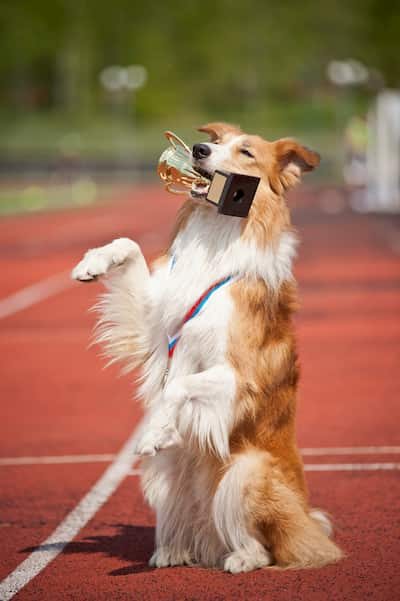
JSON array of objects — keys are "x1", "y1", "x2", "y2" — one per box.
[{"x1": 240, "y1": 148, "x2": 254, "y2": 158}]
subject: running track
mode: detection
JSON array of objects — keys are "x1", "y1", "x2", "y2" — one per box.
[{"x1": 0, "y1": 186, "x2": 399, "y2": 600}]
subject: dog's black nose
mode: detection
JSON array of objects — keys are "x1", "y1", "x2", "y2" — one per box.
[{"x1": 192, "y1": 143, "x2": 211, "y2": 160}]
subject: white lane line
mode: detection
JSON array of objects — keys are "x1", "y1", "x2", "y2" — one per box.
[
  {"x1": 1, "y1": 446, "x2": 400, "y2": 467},
  {"x1": 0, "y1": 271, "x2": 74, "y2": 320},
  {"x1": 0, "y1": 454, "x2": 115, "y2": 466},
  {"x1": 304, "y1": 462, "x2": 400, "y2": 471},
  {"x1": 301, "y1": 446, "x2": 400, "y2": 456},
  {"x1": 0, "y1": 435, "x2": 138, "y2": 601},
  {"x1": 128, "y1": 468, "x2": 142, "y2": 476},
  {"x1": 127, "y1": 463, "x2": 400, "y2": 476}
]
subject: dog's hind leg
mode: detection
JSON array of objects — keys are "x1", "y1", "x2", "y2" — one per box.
[
  {"x1": 141, "y1": 452, "x2": 194, "y2": 567},
  {"x1": 261, "y1": 478, "x2": 343, "y2": 569},
  {"x1": 231, "y1": 449, "x2": 342, "y2": 570},
  {"x1": 213, "y1": 451, "x2": 273, "y2": 573},
  {"x1": 213, "y1": 449, "x2": 342, "y2": 572},
  {"x1": 72, "y1": 237, "x2": 152, "y2": 371}
]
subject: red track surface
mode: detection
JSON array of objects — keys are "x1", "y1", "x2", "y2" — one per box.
[{"x1": 0, "y1": 186, "x2": 399, "y2": 600}]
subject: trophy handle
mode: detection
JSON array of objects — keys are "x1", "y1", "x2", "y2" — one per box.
[
  {"x1": 164, "y1": 181, "x2": 188, "y2": 195},
  {"x1": 164, "y1": 131, "x2": 191, "y2": 154}
]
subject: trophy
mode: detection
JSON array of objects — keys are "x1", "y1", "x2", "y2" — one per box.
[
  {"x1": 157, "y1": 131, "x2": 209, "y2": 194},
  {"x1": 158, "y1": 130, "x2": 260, "y2": 217}
]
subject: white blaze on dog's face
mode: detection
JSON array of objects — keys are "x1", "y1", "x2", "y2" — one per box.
[{"x1": 191, "y1": 122, "x2": 320, "y2": 198}]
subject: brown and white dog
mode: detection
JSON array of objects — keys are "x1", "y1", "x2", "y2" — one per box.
[{"x1": 72, "y1": 123, "x2": 343, "y2": 572}]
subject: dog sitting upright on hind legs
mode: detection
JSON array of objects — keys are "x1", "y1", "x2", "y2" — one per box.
[{"x1": 72, "y1": 123, "x2": 343, "y2": 572}]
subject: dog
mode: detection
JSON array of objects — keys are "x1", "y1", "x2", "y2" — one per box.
[{"x1": 72, "y1": 122, "x2": 343, "y2": 572}]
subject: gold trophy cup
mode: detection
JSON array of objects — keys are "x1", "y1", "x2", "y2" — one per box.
[{"x1": 158, "y1": 131, "x2": 209, "y2": 194}]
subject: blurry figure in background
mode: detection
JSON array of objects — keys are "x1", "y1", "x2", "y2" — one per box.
[
  {"x1": 365, "y1": 90, "x2": 400, "y2": 212},
  {"x1": 343, "y1": 115, "x2": 368, "y2": 188}
]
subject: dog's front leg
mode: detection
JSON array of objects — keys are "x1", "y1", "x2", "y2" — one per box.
[
  {"x1": 164, "y1": 365, "x2": 237, "y2": 460},
  {"x1": 134, "y1": 402, "x2": 182, "y2": 456},
  {"x1": 72, "y1": 238, "x2": 152, "y2": 370},
  {"x1": 71, "y1": 237, "x2": 149, "y2": 289}
]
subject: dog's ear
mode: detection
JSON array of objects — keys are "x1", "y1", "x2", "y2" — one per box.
[
  {"x1": 197, "y1": 122, "x2": 242, "y2": 142},
  {"x1": 272, "y1": 138, "x2": 320, "y2": 191},
  {"x1": 275, "y1": 138, "x2": 320, "y2": 173}
]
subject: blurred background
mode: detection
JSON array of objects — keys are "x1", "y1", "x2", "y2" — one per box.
[{"x1": 0, "y1": 0, "x2": 399, "y2": 214}]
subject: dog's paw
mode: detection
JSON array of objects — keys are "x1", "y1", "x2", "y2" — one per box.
[
  {"x1": 134, "y1": 426, "x2": 182, "y2": 456},
  {"x1": 163, "y1": 378, "x2": 188, "y2": 406},
  {"x1": 71, "y1": 238, "x2": 139, "y2": 281},
  {"x1": 223, "y1": 548, "x2": 272, "y2": 573},
  {"x1": 149, "y1": 547, "x2": 192, "y2": 568}
]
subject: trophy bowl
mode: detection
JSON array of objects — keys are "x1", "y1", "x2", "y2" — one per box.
[{"x1": 158, "y1": 131, "x2": 209, "y2": 194}]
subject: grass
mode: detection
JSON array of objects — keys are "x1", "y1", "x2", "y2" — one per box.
[
  {"x1": 0, "y1": 180, "x2": 136, "y2": 216},
  {"x1": 0, "y1": 104, "x2": 345, "y2": 162},
  {"x1": 0, "y1": 100, "x2": 354, "y2": 214}
]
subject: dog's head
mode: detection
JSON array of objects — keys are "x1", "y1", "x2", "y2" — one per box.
[{"x1": 191, "y1": 122, "x2": 320, "y2": 198}]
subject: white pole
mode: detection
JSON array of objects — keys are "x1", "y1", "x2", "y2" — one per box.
[{"x1": 366, "y1": 90, "x2": 400, "y2": 212}]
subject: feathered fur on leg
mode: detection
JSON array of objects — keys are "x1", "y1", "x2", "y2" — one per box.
[{"x1": 72, "y1": 237, "x2": 152, "y2": 373}]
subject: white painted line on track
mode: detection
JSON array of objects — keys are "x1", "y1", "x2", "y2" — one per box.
[
  {"x1": 1, "y1": 446, "x2": 400, "y2": 467},
  {"x1": 0, "y1": 271, "x2": 74, "y2": 320},
  {"x1": 301, "y1": 446, "x2": 400, "y2": 456},
  {"x1": 304, "y1": 462, "x2": 400, "y2": 471},
  {"x1": 0, "y1": 449, "x2": 397, "y2": 598},
  {"x1": 128, "y1": 468, "x2": 142, "y2": 476},
  {"x1": 127, "y1": 462, "x2": 400, "y2": 477},
  {"x1": 0, "y1": 436, "x2": 139, "y2": 601},
  {"x1": 0, "y1": 454, "x2": 115, "y2": 466}
]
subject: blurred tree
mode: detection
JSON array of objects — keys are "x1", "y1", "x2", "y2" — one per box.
[{"x1": 0, "y1": 0, "x2": 398, "y2": 121}]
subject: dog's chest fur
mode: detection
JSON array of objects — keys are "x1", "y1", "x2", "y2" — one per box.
[
  {"x1": 140, "y1": 206, "x2": 297, "y2": 406},
  {"x1": 161, "y1": 210, "x2": 240, "y2": 331},
  {"x1": 146, "y1": 209, "x2": 240, "y2": 388}
]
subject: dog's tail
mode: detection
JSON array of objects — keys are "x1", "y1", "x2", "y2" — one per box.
[{"x1": 309, "y1": 508, "x2": 334, "y2": 537}]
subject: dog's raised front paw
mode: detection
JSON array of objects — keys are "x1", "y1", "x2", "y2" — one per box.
[
  {"x1": 134, "y1": 426, "x2": 182, "y2": 456},
  {"x1": 71, "y1": 238, "x2": 139, "y2": 281}
]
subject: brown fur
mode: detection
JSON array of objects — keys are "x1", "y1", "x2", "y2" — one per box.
[
  {"x1": 226, "y1": 279, "x2": 342, "y2": 568},
  {"x1": 244, "y1": 451, "x2": 343, "y2": 569},
  {"x1": 196, "y1": 122, "x2": 341, "y2": 568}
]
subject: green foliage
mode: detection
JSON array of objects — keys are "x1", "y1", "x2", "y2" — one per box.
[{"x1": 0, "y1": 0, "x2": 396, "y2": 171}]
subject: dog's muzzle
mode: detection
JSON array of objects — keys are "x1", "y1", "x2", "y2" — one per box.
[{"x1": 192, "y1": 143, "x2": 211, "y2": 160}]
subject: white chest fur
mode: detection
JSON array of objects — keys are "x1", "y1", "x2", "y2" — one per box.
[
  {"x1": 140, "y1": 205, "x2": 297, "y2": 405},
  {"x1": 139, "y1": 209, "x2": 238, "y2": 403},
  {"x1": 152, "y1": 209, "x2": 241, "y2": 332}
]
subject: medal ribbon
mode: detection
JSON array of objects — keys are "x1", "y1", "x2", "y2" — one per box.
[{"x1": 167, "y1": 275, "x2": 234, "y2": 359}]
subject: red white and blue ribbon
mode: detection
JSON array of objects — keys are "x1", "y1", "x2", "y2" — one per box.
[{"x1": 167, "y1": 275, "x2": 234, "y2": 359}]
